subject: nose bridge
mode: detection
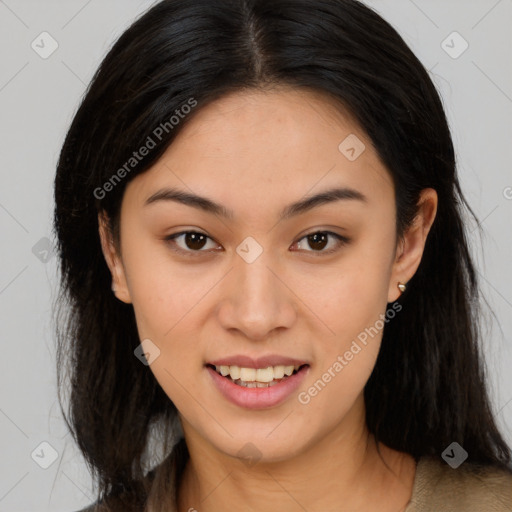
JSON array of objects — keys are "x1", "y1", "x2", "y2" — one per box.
[
  {"x1": 235, "y1": 234, "x2": 280, "y2": 299},
  {"x1": 217, "y1": 241, "x2": 296, "y2": 339},
  {"x1": 239, "y1": 253, "x2": 278, "y2": 304}
]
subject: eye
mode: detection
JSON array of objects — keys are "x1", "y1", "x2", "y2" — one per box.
[
  {"x1": 291, "y1": 231, "x2": 350, "y2": 255},
  {"x1": 164, "y1": 229, "x2": 350, "y2": 257},
  {"x1": 165, "y1": 230, "x2": 221, "y2": 256}
]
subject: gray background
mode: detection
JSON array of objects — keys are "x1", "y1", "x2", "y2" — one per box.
[{"x1": 0, "y1": 0, "x2": 511, "y2": 510}]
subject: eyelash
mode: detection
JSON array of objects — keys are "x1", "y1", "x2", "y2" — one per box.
[{"x1": 164, "y1": 230, "x2": 350, "y2": 258}]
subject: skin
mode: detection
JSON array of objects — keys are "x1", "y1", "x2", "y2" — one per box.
[{"x1": 99, "y1": 87, "x2": 437, "y2": 511}]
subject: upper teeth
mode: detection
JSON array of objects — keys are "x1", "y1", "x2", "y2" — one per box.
[{"x1": 215, "y1": 365, "x2": 302, "y2": 382}]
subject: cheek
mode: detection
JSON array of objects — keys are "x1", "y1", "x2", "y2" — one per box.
[
  {"x1": 296, "y1": 267, "x2": 387, "y2": 424},
  {"x1": 299, "y1": 248, "x2": 393, "y2": 349},
  {"x1": 123, "y1": 246, "x2": 204, "y2": 408},
  {"x1": 121, "y1": 236, "x2": 206, "y2": 338},
  {"x1": 294, "y1": 235, "x2": 393, "y2": 412}
]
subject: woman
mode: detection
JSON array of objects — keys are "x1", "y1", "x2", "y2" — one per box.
[{"x1": 53, "y1": 0, "x2": 512, "y2": 510}]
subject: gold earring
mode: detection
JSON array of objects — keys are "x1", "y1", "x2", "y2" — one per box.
[{"x1": 397, "y1": 282, "x2": 406, "y2": 293}]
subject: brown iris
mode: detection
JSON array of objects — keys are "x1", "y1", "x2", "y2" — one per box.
[
  {"x1": 184, "y1": 232, "x2": 208, "y2": 250},
  {"x1": 306, "y1": 232, "x2": 329, "y2": 251}
]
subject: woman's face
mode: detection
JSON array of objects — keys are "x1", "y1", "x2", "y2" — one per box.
[{"x1": 102, "y1": 88, "x2": 432, "y2": 463}]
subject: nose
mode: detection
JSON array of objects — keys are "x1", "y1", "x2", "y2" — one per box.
[{"x1": 216, "y1": 250, "x2": 297, "y2": 341}]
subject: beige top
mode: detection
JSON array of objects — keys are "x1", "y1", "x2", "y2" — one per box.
[
  {"x1": 78, "y1": 446, "x2": 512, "y2": 511},
  {"x1": 404, "y1": 455, "x2": 512, "y2": 511}
]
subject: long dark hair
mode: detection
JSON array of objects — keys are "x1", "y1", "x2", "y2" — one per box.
[{"x1": 53, "y1": 0, "x2": 512, "y2": 510}]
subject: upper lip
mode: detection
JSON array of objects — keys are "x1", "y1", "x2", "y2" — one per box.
[{"x1": 207, "y1": 355, "x2": 309, "y2": 368}]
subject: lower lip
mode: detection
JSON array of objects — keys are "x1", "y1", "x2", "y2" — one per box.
[{"x1": 206, "y1": 365, "x2": 310, "y2": 409}]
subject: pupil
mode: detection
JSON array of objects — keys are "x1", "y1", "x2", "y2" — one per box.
[
  {"x1": 309, "y1": 233, "x2": 327, "y2": 251},
  {"x1": 186, "y1": 233, "x2": 206, "y2": 250}
]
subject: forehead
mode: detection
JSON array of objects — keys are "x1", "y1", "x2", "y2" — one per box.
[{"x1": 124, "y1": 87, "x2": 394, "y2": 220}]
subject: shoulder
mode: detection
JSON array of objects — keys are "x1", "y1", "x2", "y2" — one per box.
[{"x1": 407, "y1": 455, "x2": 512, "y2": 511}]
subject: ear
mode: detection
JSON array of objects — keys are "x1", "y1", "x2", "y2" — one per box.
[
  {"x1": 388, "y1": 188, "x2": 438, "y2": 303},
  {"x1": 98, "y1": 212, "x2": 132, "y2": 304}
]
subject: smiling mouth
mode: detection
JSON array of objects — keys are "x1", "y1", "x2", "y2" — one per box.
[{"x1": 206, "y1": 363, "x2": 309, "y2": 388}]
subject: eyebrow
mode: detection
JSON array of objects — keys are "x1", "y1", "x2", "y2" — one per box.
[{"x1": 144, "y1": 186, "x2": 367, "y2": 220}]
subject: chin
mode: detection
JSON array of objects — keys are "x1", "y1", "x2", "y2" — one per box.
[{"x1": 202, "y1": 422, "x2": 312, "y2": 465}]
